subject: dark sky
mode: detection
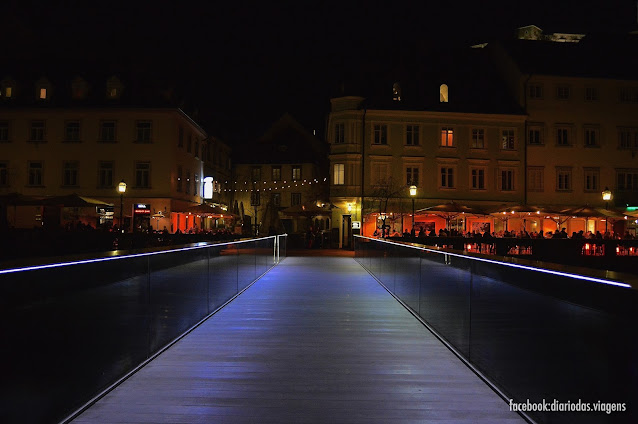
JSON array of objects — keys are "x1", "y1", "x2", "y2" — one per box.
[{"x1": 3, "y1": 0, "x2": 636, "y2": 142}]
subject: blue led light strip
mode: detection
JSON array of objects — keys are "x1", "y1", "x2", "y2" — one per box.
[
  {"x1": 0, "y1": 235, "x2": 286, "y2": 275},
  {"x1": 355, "y1": 235, "x2": 631, "y2": 289}
]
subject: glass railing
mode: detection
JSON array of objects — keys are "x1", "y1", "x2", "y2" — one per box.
[
  {"x1": 355, "y1": 235, "x2": 637, "y2": 424},
  {"x1": 0, "y1": 234, "x2": 286, "y2": 424}
]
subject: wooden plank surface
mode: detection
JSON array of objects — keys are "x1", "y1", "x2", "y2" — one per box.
[{"x1": 72, "y1": 256, "x2": 525, "y2": 424}]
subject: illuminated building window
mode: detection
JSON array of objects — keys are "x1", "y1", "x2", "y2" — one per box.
[
  {"x1": 39, "y1": 88, "x2": 47, "y2": 99},
  {"x1": 292, "y1": 166, "x2": 301, "y2": 181},
  {"x1": 406, "y1": 167, "x2": 419, "y2": 186},
  {"x1": 64, "y1": 121, "x2": 81, "y2": 142},
  {"x1": 617, "y1": 170, "x2": 638, "y2": 191},
  {"x1": 470, "y1": 168, "x2": 485, "y2": 190},
  {"x1": 99, "y1": 121, "x2": 116, "y2": 143},
  {"x1": 106, "y1": 76, "x2": 123, "y2": 99},
  {"x1": 135, "y1": 162, "x2": 151, "y2": 188},
  {"x1": 176, "y1": 166, "x2": 182, "y2": 192},
  {"x1": 178, "y1": 126, "x2": 184, "y2": 147},
  {"x1": 528, "y1": 126, "x2": 544, "y2": 145},
  {"x1": 584, "y1": 126, "x2": 600, "y2": 147},
  {"x1": 471, "y1": 128, "x2": 485, "y2": 148},
  {"x1": 556, "y1": 168, "x2": 572, "y2": 191},
  {"x1": 406, "y1": 125, "x2": 419, "y2": 146},
  {"x1": 440, "y1": 127, "x2": 454, "y2": 147},
  {"x1": 135, "y1": 121, "x2": 152, "y2": 143},
  {"x1": 499, "y1": 169, "x2": 515, "y2": 191},
  {"x1": 29, "y1": 121, "x2": 45, "y2": 142},
  {"x1": 28, "y1": 161, "x2": 43, "y2": 186},
  {"x1": 373, "y1": 124, "x2": 387, "y2": 145},
  {"x1": 0, "y1": 162, "x2": 8, "y2": 186},
  {"x1": 392, "y1": 82, "x2": 401, "y2": 101},
  {"x1": 110, "y1": 88, "x2": 117, "y2": 98},
  {"x1": 585, "y1": 87, "x2": 599, "y2": 101},
  {"x1": 252, "y1": 166, "x2": 261, "y2": 182},
  {"x1": 527, "y1": 167, "x2": 544, "y2": 192},
  {"x1": 529, "y1": 84, "x2": 543, "y2": 99},
  {"x1": 5, "y1": 86, "x2": 12, "y2": 98},
  {"x1": 617, "y1": 128, "x2": 638, "y2": 149},
  {"x1": 440, "y1": 167, "x2": 455, "y2": 189},
  {"x1": 584, "y1": 168, "x2": 600, "y2": 192},
  {"x1": 272, "y1": 193, "x2": 281, "y2": 207},
  {"x1": 439, "y1": 84, "x2": 448, "y2": 102},
  {"x1": 556, "y1": 85, "x2": 570, "y2": 100},
  {"x1": 501, "y1": 129, "x2": 515, "y2": 150},
  {"x1": 62, "y1": 161, "x2": 79, "y2": 187},
  {"x1": 334, "y1": 122, "x2": 344, "y2": 144},
  {"x1": 250, "y1": 191, "x2": 260, "y2": 206},
  {"x1": 0, "y1": 121, "x2": 9, "y2": 142},
  {"x1": 333, "y1": 163, "x2": 345, "y2": 185},
  {"x1": 98, "y1": 161, "x2": 114, "y2": 188},
  {"x1": 556, "y1": 126, "x2": 572, "y2": 146},
  {"x1": 271, "y1": 166, "x2": 281, "y2": 181},
  {"x1": 291, "y1": 192, "x2": 301, "y2": 206}
]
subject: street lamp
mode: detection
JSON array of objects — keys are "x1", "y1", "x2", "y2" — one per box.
[
  {"x1": 602, "y1": 187, "x2": 612, "y2": 233},
  {"x1": 409, "y1": 185, "x2": 417, "y2": 236},
  {"x1": 118, "y1": 179, "x2": 127, "y2": 233}
]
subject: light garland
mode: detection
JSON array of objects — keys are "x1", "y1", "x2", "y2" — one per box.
[{"x1": 221, "y1": 178, "x2": 328, "y2": 192}]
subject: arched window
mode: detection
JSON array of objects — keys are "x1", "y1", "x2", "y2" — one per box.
[
  {"x1": 440, "y1": 84, "x2": 449, "y2": 103},
  {"x1": 392, "y1": 82, "x2": 401, "y2": 101}
]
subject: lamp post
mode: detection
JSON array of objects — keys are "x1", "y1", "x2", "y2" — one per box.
[
  {"x1": 409, "y1": 185, "x2": 417, "y2": 235},
  {"x1": 602, "y1": 187, "x2": 612, "y2": 233},
  {"x1": 118, "y1": 179, "x2": 127, "y2": 233}
]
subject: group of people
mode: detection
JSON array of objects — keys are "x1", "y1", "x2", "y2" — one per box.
[{"x1": 378, "y1": 227, "x2": 637, "y2": 240}]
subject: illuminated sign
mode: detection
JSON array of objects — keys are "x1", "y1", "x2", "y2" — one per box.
[
  {"x1": 203, "y1": 176, "x2": 214, "y2": 199},
  {"x1": 134, "y1": 203, "x2": 151, "y2": 215},
  {"x1": 352, "y1": 221, "x2": 361, "y2": 229}
]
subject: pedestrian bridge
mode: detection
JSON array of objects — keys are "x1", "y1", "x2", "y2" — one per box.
[{"x1": 1, "y1": 235, "x2": 635, "y2": 424}]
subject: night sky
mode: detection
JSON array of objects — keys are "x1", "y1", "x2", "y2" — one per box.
[{"x1": 3, "y1": 1, "x2": 636, "y2": 143}]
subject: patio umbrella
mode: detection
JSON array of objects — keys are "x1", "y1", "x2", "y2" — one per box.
[
  {"x1": 41, "y1": 193, "x2": 113, "y2": 207},
  {"x1": 561, "y1": 205, "x2": 625, "y2": 233},
  {"x1": 416, "y1": 201, "x2": 484, "y2": 229}
]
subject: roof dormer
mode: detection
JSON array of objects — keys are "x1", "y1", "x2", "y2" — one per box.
[
  {"x1": 392, "y1": 82, "x2": 401, "y2": 101},
  {"x1": 0, "y1": 77, "x2": 16, "y2": 99},
  {"x1": 106, "y1": 76, "x2": 123, "y2": 99},
  {"x1": 36, "y1": 77, "x2": 52, "y2": 101},
  {"x1": 71, "y1": 76, "x2": 89, "y2": 100}
]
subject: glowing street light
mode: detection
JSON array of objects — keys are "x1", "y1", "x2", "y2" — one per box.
[
  {"x1": 409, "y1": 185, "x2": 417, "y2": 235},
  {"x1": 602, "y1": 187, "x2": 612, "y2": 233},
  {"x1": 118, "y1": 179, "x2": 127, "y2": 233}
]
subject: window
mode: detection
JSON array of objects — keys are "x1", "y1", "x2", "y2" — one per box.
[
  {"x1": 585, "y1": 87, "x2": 599, "y2": 101},
  {"x1": 470, "y1": 168, "x2": 485, "y2": 190},
  {"x1": 373, "y1": 124, "x2": 387, "y2": 145},
  {"x1": 39, "y1": 88, "x2": 47, "y2": 99},
  {"x1": 99, "y1": 121, "x2": 116, "y2": 143},
  {"x1": 500, "y1": 169, "x2": 515, "y2": 191},
  {"x1": 392, "y1": 82, "x2": 401, "y2": 101},
  {"x1": 251, "y1": 166, "x2": 261, "y2": 182},
  {"x1": 406, "y1": 125, "x2": 419, "y2": 146},
  {"x1": 135, "y1": 162, "x2": 151, "y2": 188},
  {"x1": 501, "y1": 129, "x2": 515, "y2": 150},
  {"x1": 471, "y1": 128, "x2": 485, "y2": 148},
  {"x1": 0, "y1": 162, "x2": 8, "y2": 186},
  {"x1": 584, "y1": 126, "x2": 600, "y2": 147},
  {"x1": 556, "y1": 85, "x2": 570, "y2": 100},
  {"x1": 272, "y1": 192, "x2": 281, "y2": 207},
  {"x1": 271, "y1": 166, "x2": 281, "y2": 181},
  {"x1": 333, "y1": 163, "x2": 345, "y2": 185},
  {"x1": 371, "y1": 162, "x2": 390, "y2": 185},
  {"x1": 584, "y1": 168, "x2": 600, "y2": 192},
  {"x1": 178, "y1": 126, "x2": 184, "y2": 147},
  {"x1": 291, "y1": 192, "x2": 301, "y2": 206},
  {"x1": 334, "y1": 123, "x2": 345, "y2": 144},
  {"x1": 194, "y1": 140, "x2": 199, "y2": 158},
  {"x1": 98, "y1": 161, "x2": 114, "y2": 188},
  {"x1": 135, "y1": 121, "x2": 152, "y2": 143},
  {"x1": 63, "y1": 161, "x2": 79, "y2": 187},
  {"x1": 440, "y1": 84, "x2": 449, "y2": 102},
  {"x1": 194, "y1": 174, "x2": 200, "y2": 196},
  {"x1": 528, "y1": 126, "x2": 543, "y2": 145},
  {"x1": 527, "y1": 167, "x2": 544, "y2": 192},
  {"x1": 187, "y1": 133, "x2": 192, "y2": 152},
  {"x1": 0, "y1": 121, "x2": 9, "y2": 142},
  {"x1": 618, "y1": 128, "x2": 638, "y2": 149},
  {"x1": 440, "y1": 167, "x2": 454, "y2": 189},
  {"x1": 176, "y1": 166, "x2": 182, "y2": 192},
  {"x1": 529, "y1": 84, "x2": 543, "y2": 99},
  {"x1": 64, "y1": 121, "x2": 80, "y2": 142},
  {"x1": 556, "y1": 127, "x2": 572, "y2": 146},
  {"x1": 617, "y1": 170, "x2": 638, "y2": 191},
  {"x1": 4, "y1": 86, "x2": 12, "y2": 98},
  {"x1": 441, "y1": 127, "x2": 454, "y2": 147},
  {"x1": 619, "y1": 88, "x2": 638, "y2": 103},
  {"x1": 250, "y1": 191, "x2": 260, "y2": 206},
  {"x1": 556, "y1": 168, "x2": 572, "y2": 191},
  {"x1": 28, "y1": 161, "x2": 43, "y2": 186},
  {"x1": 406, "y1": 167, "x2": 419, "y2": 186},
  {"x1": 29, "y1": 121, "x2": 45, "y2": 142},
  {"x1": 292, "y1": 166, "x2": 301, "y2": 181}
]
